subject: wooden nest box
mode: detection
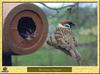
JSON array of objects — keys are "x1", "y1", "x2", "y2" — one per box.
[{"x1": 3, "y1": 3, "x2": 48, "y2": 55}]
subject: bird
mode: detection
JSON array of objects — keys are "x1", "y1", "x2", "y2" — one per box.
[
  {"x1": 21, "y1": 28, "x2": 36, "y2": 41},
  {"x1": 18, "y1": 17, "x2": 36, "y2": 41},
  {"x1": 47, "y1": 20, "x2": 81, "y2": 65}
]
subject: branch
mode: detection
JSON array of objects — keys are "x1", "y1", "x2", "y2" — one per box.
[{"x1": 39, "y1": 2, "x2": 79, "y2": 11}]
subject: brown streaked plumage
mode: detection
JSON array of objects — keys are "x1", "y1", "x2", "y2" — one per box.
[
  {"x1": 47, "y1": 20, "x2": 81, "y2": 65},
  {"x1": 55, "y1": 27, "x2": 80, "y2": 60}
]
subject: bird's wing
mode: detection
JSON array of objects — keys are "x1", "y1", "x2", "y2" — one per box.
[
  {"x1": 54, "y1": 27, "x2": 80, "y2": 61},
  {"x1": 54, "y1": 27, "x2": 75, "y2": 48}
]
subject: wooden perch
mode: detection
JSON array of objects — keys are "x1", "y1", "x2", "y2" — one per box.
[{"x1": 39, "y1": 2, "x2": 79, "y2": 12}]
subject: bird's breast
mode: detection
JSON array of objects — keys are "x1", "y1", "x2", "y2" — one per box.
[{"x1": 55, "y1": 27, "x2": 75, "y2": 45}]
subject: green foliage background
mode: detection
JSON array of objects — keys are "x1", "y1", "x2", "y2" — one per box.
[{"x1": 12, "y1": 3, "x2": 97, "y2": 66}]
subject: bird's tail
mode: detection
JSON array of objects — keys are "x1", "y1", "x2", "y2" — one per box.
[{"x1": 69, "y1": 49, "x2": 81, "y2": 65}]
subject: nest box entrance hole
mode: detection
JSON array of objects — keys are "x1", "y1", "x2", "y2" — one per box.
[{"x1": 17, "y1": 17, "x2": 36, "y2": 40}]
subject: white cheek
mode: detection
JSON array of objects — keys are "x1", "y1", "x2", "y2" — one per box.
[
  {"x1": 58, "y1": 24, "x2": 65, "y2": 28},
  {"x1": 65, "y1": 24, "x2": 70, "y2": 28}
]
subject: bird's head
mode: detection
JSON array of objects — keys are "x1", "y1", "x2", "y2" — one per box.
[{"x1": 58, "y1": 20, "x2": 76, "y2": 29}]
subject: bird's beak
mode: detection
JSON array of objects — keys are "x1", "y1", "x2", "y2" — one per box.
[
  {"x1": 72, "y1": 23, "x2": 76, "y2": 26},
  {"x1": 68, "y1": 21, "x2": 76, "y2": 27},
  {"x1": 70, "y1": 23, "x2": 76, "y2": 28}
]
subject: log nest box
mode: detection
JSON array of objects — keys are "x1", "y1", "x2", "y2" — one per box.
[{"x1": 3, "y1": 3, "x2": 48, "y2": 55}]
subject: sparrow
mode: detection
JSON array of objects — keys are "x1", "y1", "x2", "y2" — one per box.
[
  {"x1": 21, "y1": 28, "x2": 36, "y2": 41},
  {"x1": 18, "y1": 17, "x2": 36, "y2": 41},
  {"x1": 47, "y1": 20, "x2": 81, "y2": 65}
]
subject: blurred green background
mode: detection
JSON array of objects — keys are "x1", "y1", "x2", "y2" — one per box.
[{"x1": 12, "y1": 3, "x2": 97, "y2": 66}]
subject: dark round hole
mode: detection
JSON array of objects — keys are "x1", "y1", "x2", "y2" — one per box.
[{"x1": 17, "y1": 17, "x2": 36, "y2": 39}]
